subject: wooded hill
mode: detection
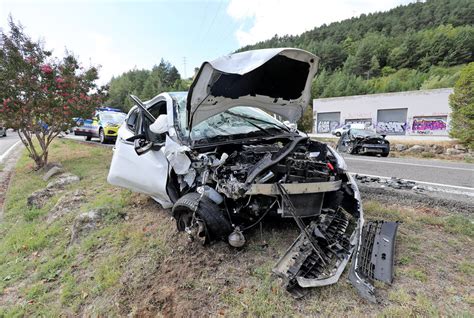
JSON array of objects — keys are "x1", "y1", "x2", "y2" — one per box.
[{"x1": 238, "y1": 0, "x2": 474, "y2": 99}]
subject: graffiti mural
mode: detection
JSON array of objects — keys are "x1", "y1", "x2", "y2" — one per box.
[
  {"x1": 317, "y1": 120, "x2": 340, "y2": 133},
  {"x1": 376, "y1": 121, "x2": 407, "y2": 135},
  {"x1": 412, "y1": 116, "x2": 447, "y2": 135},
  {"x1": 345, "y1": 118, "x2": 373, "y2": 129}
]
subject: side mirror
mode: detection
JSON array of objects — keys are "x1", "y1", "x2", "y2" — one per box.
[
  {"x1": 134, "y1": 138, "x2": 153, "y2": 156},
  {"x1": 381, "y1": 134, "x2": 387, "y2": 139},
  {"x1": 126, "y1": 133, "x2": 146, "y2": 142}
]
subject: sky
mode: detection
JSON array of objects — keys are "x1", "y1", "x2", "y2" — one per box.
[{"x1": 0, "y1": 0, "x2": 416, "y2": 84}]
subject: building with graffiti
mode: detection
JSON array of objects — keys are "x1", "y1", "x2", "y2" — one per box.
[{"x1": 313, "y1": 88, "x2": 452, "y2": 136}]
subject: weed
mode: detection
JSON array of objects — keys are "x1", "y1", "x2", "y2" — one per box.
[
  {"x1": 445, "y1": 215, "x2": 474, "y2": 237},
  {"x1": 406, "y1": 268, "x2": 428, "y2": 282}
]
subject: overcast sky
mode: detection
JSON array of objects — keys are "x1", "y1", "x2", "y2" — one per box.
[{"x1": 0, "y1": 0, "x2": 415, "y2": 84}]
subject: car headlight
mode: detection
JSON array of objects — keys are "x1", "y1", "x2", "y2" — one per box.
[{"x1": 327, "y1": 145, "x2": 348, "y2": 171}]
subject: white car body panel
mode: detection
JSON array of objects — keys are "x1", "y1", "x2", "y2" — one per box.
[
  {"x1": 188, "y1": 48, "x2": 319, "y2": 129},
  {"x1": 107, "y1": 114, "x2": 173, "y2": 208}
]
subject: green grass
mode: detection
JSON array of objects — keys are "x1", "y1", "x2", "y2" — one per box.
[{"x1": 0, "y1": 139, "x2": 473, "y2": 317}]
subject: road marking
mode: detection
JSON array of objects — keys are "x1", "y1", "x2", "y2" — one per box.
[
  {"x1": 350, "y1": 172, "x2": 474, "y2": 192},
  {"x1": 345, "y1": 157, "x2": 474, "y2": 172},
  {"x1": 0, "y1": 141, "x2": 21, "y2": 163}
]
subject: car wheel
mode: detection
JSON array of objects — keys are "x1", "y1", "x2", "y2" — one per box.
[
  {"x1": 85, "y1": 136, "x2": 92, "y2": 141},
  {"x1": 381, "y1": 152, "x2": 389, "y2": 157},
  {"x1": 99, "y1": 129, "x2": 106, "y2": 144},
  {"x1": 335, "y1": 132, "x2": 341, "y2": 137},
  {"x1": 172, "y1": 193, "x2": 232, "y2": 244}
]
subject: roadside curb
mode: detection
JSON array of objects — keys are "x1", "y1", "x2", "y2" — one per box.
[{"x1": 0, "y1": 144, "x2": 24, "y2": 220}]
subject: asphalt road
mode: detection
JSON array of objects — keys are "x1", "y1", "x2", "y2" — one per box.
[
  {"x1": 343, "y1": 154, "x2": 474, "y2": 190},
  {"x1": 0, "y1": 131, "x2": 21, "y2": 160},
  {"x1": 63, "y1": 133, "x2": 474, "y2": 191}
]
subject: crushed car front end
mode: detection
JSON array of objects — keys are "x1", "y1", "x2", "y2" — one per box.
[{"x1": 108, "y1": 48, "x2": 398, "y2": 302}]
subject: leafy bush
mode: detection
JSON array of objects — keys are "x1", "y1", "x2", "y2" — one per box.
[{"x1": 449, "y1": 62, "x2": 474, "y2": 148}]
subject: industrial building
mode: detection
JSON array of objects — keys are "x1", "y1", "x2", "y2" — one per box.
[{"x1": 313, "y1": 88, "x2": 453, "y2": 136}]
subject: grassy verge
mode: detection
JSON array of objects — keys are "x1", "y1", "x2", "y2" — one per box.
[{"x1": 0, "y1": 139, "x2": 472, "y2": 317}]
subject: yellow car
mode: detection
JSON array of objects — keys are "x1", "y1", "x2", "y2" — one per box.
[{"x1": 73, "y1": 108, "x2": 126, "y2": 143}]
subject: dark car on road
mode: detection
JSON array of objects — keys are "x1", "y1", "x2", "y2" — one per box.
[{"x1": 336, "y1": 128, "x2": 390, "y2": 157}]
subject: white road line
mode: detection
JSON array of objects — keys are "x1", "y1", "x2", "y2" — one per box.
[
  {"x1": 345, "y1": 157, "x2": 474, "y2": 172},
  {"x1": 350, "y1": 172, "x2": 474, "y2": 192},
  {"x1": 0, "y1": 141, "x2": 21, "y2": 163}
]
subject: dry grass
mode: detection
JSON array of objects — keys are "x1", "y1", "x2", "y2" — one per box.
[{"x1": 0, "y1": 140, "x2": 472, "y2": 317}]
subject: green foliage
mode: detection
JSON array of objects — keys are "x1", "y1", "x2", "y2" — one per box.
[
  {"x1": 239, "y1": 0, "x2": 473, "y2": 98},
  {"x1": 0, "y1": 17, "x2": 106, "y2": 169},
  {"x1": 297, "y1": 105, "x2": 314, "y2": 132},
  {"x1": 449, "y1": 62, "x2": 474, "y2": 148},
  {"x1": 105, "y1": 59, "x2": 189, "y2": 112}
]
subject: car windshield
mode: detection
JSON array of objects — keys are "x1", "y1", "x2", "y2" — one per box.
[
  {"x1": 170, "y1": 92, "x2": 290, "y2": 143},
  {"x1": 350, "y1": 128, "x2": 380, "y2": 137},
  {"x1": 100, "y1": 112, "x2": 126, "y2": 124}
]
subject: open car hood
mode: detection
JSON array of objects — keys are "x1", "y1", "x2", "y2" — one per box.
[{"x1": 187, "y1": 48, "x2": 319, "y2": 129}]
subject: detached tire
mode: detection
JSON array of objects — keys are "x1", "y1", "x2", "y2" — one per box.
[
  {"x1": 335, "y1": 132, "x2": 341, "y2": 137},
  {"x1": 172, "y1": 193, "x2": 232, "y2": 243}
]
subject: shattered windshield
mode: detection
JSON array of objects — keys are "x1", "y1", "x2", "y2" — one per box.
[{"x1": 170, "y1": 92, "x2": 289, "y2": 143}]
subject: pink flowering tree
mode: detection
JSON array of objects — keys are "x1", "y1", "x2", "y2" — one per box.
[{"x1": 0, "y1": 18, "x2": 107, "y2": 169}]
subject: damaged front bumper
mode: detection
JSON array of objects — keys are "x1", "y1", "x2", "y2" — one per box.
[{"x1": 273, "y1": 173, "x2": 398, "y2": 302}]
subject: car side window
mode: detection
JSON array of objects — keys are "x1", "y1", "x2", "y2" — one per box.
[
  {"x1": 149, "y1": 101, "x2": 167, "y2": 118},
  {"x1": 126, "y1": 110, "x2": 139, "y2": 132}
]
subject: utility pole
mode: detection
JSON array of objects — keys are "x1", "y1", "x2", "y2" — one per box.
[{"x1": 183, "y1": 57, "x2": 187, "y2": 79}]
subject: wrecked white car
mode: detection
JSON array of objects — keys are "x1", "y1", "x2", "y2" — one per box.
[{"x1": 107, "y1": 48, "x2": 397, "y2": 302}]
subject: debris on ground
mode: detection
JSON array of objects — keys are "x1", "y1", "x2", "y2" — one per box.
[{"x1": 355, "y1": 174, "x2": 424, "y2": 191}]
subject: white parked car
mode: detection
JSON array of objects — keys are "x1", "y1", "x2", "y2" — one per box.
[
  {"x1": 107, "y1": 48, "x2": 397, "y2": 301},
  {"x1": 331, "y1": 123, "x2": 366, "y2": 137}
]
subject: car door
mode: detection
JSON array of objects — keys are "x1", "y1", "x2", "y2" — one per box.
[
  {"x1": 107, "y1": 104, "x2": 173, "y2": 208},
  {"x1": 336, "y1": 130, "x2": 351, "y2": 153}
]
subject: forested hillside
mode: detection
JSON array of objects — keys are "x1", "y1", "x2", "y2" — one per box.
[
  {"x1": 105, "y1": 59, "x2": 191, "y2": 111},
  {"x1": 238, "y1": 0, "x2": 474, "y2": 99},
  {"x1": 106, "y1": 0, "x2": 473, "y2": 113}
]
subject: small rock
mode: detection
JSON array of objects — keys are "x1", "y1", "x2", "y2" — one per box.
[
  {"x1": 406, "y1": 145, "x2": 425, "y2": 153},
  {"x1": 47, "y1": 173, "x2": 80, "y2": 190},
  {"x1": 47, "y1": 190, "x2": 85, "y2": 224},
  {"x1": 430, "y1": 145, "x2": 445, "y2": 154},
  {"x1": 27, "y1": 188, "x2": 54, "y2": 209},
  {"x1": 43, "y1": 166, "x2": 64, "y2": 181},
  {"x1": 454, "y1": 144, "x2": 467, "y2": 151},
  {"x1": 70, "y1": 209, "x2": 103, "y2": 245},
  {"x1": 394, "y1": 144, "x2": 407, "y2": 152},
  {"x1": 446, "y1": 148, "x2": 462, "y2": 155}
]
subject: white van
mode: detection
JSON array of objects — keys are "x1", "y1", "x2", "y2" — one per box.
[{"x1": 331, "y1": 123, "x2": 366, "y2": 137}]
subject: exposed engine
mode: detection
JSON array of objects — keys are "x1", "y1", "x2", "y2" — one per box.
[{"x1": 169, "y1": 136, "x2": 397, "y2": 303}]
